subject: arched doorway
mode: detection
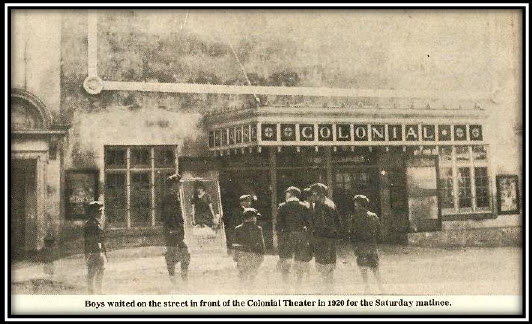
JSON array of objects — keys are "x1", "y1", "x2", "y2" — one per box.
[{"x1": 10, "y1": 89, "x2": 68, "y2": 258}]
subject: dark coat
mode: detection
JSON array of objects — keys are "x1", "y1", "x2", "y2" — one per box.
[
  {"x1": 84, "y1": 217, "x2": 105, "y2": 254},
  {"x1": 233, "y1": 221, "x2": 265, "y2": 255},
  {"x1": 309, "y1": 199, "x2": 341, "y2": 238},
  {"x1": 349, "y1": 207, "x2": 381, "y2": 246},
  {"x1": 276, "y1": 199, "x2": 310, "y2": 233},
  {"x1": 161, "y1": 192, "x2": 185, "y2": 244},
  {"x1": 161, "y1": 192, "x2": 183, "y2": 228}
]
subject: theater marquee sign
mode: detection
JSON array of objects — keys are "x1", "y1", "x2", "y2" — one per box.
[{"x1": 208, "y1": 123, "x2": 484, "y2": 150}]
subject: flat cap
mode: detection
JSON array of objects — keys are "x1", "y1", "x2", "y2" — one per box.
[
  {"x1": 243, "y1": 208, "x2": 261, "y2": 219},
  {"x1": 88, "y1": 200, "x2": 103, "y2": 207},
  {"x1": 167, "y1": 173, "x2": 182, "y2": 181},
  {"x1": 353, "y1": 194, "x2": 370, "y2": 207},
  {"x1": 239, "y1": 194, "x2": 253, "y2": 201},
  {"x1": 284, "y1": 186, "x2": 301, "y2": 196},
  {"x1": 86, "y1": 201, "x2": 103, "y2": 215},
  {"x1": 309, "y1": 183, "x2": 328, "y2": 195}
]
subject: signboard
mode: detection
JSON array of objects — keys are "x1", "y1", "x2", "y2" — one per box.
[
  {"x1": 65, "y1": 170, "x2": 99, "y2": 220},
  {"x1": 179, "y1": 178, "x2": 226, "y2": 253},
  {"x1": 496, "y1": 175, "x2": 520, "y2": 215},
  {"x1": 208, "y1": 123, "x2": 484, "y2": 149}
]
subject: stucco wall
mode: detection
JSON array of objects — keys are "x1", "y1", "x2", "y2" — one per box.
[
  {"x1": 60, "y1": 11, "x2": 212, "y2": 174},
  {"x1": 11, "y1": 10, "x2": 63, "y2": 250},
  {"x1": 11, "y1": 10, "x2": 62, "y2": 114}
]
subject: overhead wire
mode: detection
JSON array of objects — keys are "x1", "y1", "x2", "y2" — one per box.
[{"x1": 175, "y1": 11, "x2": 261, "y2": 106}]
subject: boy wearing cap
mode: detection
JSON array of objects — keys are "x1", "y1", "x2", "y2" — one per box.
[
  {"x1": 232, "y1": 208, "x2": 265, "y2": 283},
  {"x1": 161, "y1": 173, "x2": 190, "y2": 285},
  {"x1": 225, "y1": 194, "x2": 253, "y2": 254},
  {"x1": 308, "y1": 183, "x2": 341, "y2": 285},
  {"x1": 349, "y1": 195, "x2": 383, "y2": 293},
  {"x1": 83, "y1": 201, "x2": 107, "y2": 294},
  {"x1": 276, "y1": 186, "x2": 312, "y2": 284}
]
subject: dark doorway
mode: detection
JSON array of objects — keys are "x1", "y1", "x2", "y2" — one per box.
[
  {"x1": 386, "y1": 168, "x2": 410, "y2": 243},
  {"x1": 10, "y1": 159, "x2": 37, "y2": 259},
  {"x1": 332, "y1": 166, "x2": 381, "y2": 223},
  {"x1": 331, "y1": 166, "x2": 381, "y2": 239}
]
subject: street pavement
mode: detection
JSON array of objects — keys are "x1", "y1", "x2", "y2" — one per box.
[{"x1": 11, "y1": 245, "x2": 522, "y2": 295}]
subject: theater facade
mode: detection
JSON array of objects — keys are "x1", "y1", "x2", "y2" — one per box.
[
  {"x1": 203, "y1": 103, "x2": 498, "y2": 246},
  {"x1": 9, "y1": 10, "x2": 522, "y2": 257}
]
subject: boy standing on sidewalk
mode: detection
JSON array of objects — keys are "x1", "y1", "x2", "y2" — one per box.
[
  {"x1": 349, "y1": 195, "x2": 383, "y2": 294},
  {"x1": 162, "y1": 173, "x2": 190, "y2": 285},
  {"x1": 232, "y1": 208, "x2": 265, "y2": 283},
  {"x1": 84, "y1": 201, "x2": 107, "y2": 294}
]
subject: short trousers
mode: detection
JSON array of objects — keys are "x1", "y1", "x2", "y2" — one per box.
[
  {"x1": 311, "y1": 236, "x2": 337, "y2": 265},
  {"x1": 165, "y1": 246, "x2": 191, "y2": 266},
  {"x1": 86, "y1": 253, "x2": 105, "y2": 271},
  {"x1": 353, "y1": 245, "x2": 379, "y2": 268},
  {"x1": 278, "y1": 231, "x2": 312, "y2": 262}
]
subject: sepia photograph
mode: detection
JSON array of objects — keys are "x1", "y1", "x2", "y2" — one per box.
[{"x1": 6, "y1": 3, "x2": 527, "y2": 319}]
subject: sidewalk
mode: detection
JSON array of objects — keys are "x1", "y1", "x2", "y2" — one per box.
[{"x1": 11, "y1": 245, "x2": 522, "y2": 295}]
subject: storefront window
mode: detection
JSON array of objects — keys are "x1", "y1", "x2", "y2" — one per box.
[
  {"x1": 439, "y1": 167, "x2": 454, "y2": 209},
  {"x1": 456, "y1": 146, "x2": 470, "y2": 162},
  {"x1": 104, "y1": 145, "x2": 177, "y2": 228},
  {"x1": 472, "y1": 145, "x2": 487, "y2": 161},
  {"x1": 439, "y1": 145, "x2": 490, "y2": 214},
  {"x1": 458, "y1": 167, "x2": 472, "y2": 208},
  {"x1": 352, "y1": 172, "x2": 369, "y2": 191},
  {"x1": 440, "y1": 146, "x2": 453, "y2": 162},
  {"x1": 475, "y1": 167, "x2": 490, "y2": 208},
  {"x1": 335, "y1": 172, "x2": 351, "y2": 191}
]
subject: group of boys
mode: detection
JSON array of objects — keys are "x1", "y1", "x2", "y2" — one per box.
[
  {"x1": 83, "y1": 174, "x2": 382, "y2": 294},
  {"x1": 228, "y1": 182, "x2": 383, "y2": 292}
]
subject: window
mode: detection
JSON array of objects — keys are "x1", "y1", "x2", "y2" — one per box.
[
  {"x1": 456, "y1": 146, "x2": 470, "y2": 162},
  {"x1": 105, "y1": 173, "x2": 127, "y2": 227},
  {"x1": 439, "y1": 167, "x2": 454, "y2": 209},
  {"x1": 440, "y1": 146, "x2": 453, "y2": 162},
  {"x1": 154, "y1": 170, "x2": 176, "y2": 223},
  {"x1": 335, "y1": 172, "x2": 351, "y2": 191},
  {"x1": 155, "y1": 147, "x2": 176, "y2": 168},
  {"x1": 130, "y1": 172, "x2": 151, "y2": 227},
  {"x1": 438, "y1": 145, "x2": 491, "y2": 214},
  {"x1": 458, "y1": 167, "x2": 472, "y2": 208},
  {"x1": 104, "y1": 145, "x2": 177, "y2": 228},
  {"x1": 353, "y1": 172, "x2": 370, "y2": 191},
  {"x1": 475, "y1": 167, "x2": 490, "y2": 208},
  {"x1": 105, "y1": 147, "x2": 127, "y2": 169},
  {"x1": 131, "y1": 147, "x2": 150, "y2": 168},
  {"x1": 472, "y1": 146, "x2": 487, "y2": 161}
]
